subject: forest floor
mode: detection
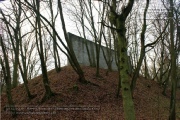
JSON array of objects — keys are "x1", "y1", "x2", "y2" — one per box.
[{"x1": 1, "y1": 66, "x2": 180, "y2": 120}]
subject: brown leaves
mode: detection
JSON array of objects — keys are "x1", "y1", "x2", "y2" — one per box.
[{"x1": 1, "y1": 66, "x2": 180, "y2": 119}]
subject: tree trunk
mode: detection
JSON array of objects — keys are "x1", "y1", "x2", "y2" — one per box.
[
  {"x1": 18, "y1": 60, "x2": 33, "y2": 99},
  {"x1": 108, "y1": 0, "x2": 135, "y2": 119},
  {"x1": 36, "y1": 0, "x2": 54, "y2": 102},
  {"x1": 169, "y1": 0, "x2": 177, "y2": 119},
  {"x1": 49, "y1": 0, "x2": 61, "y2": 73},
  {"x1": 87, "y1": 0, "x2": 101, "y2": 77},
  {"x1": 144, "y1": 56, "x2": 150, "y2": 79},
  {"x1": 0, "y1": 36, "x2": 16, "y2": 117},
  {"x1": 162, "y1": 66, "x2": 171, "y2": 96},
  {"x1": 130, "y1": 0, "x2": 149, "y2": 95},
  {"x1": 12, "y1": 1, "x2": 22, "y2": 88},
  {"x1": 12, "y1": 56, "x2": 19, "y2": 88},
  {"x1": 79, "y1": 0, "x2": 94, "y2": 67},
  {"x1": 58, "y1": 0, "x2": 87, "y2": 83},
  {"x1": 117, "y1": 26, "x2": 136, "y2": 119}
]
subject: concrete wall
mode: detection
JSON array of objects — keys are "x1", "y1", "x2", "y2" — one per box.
[
  {"x1": 67, "y1": 33, "x2": 180, "y2": 87},
  {"x1": 67, "y1": 32, "x2": 118, "y2": 71}
]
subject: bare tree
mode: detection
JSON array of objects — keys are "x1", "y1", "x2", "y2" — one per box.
[
  {"x1": 130, "y1": 0, "x2": 169, "y2": 94},
  {"x1": 130, "y1": 0, "x2": 150, "y2": 94},
  {"x1": 35, "y1": 0, "x2": 54, "y2": 102},
  {"x1": 107, "y1": 0, "x2": 136, "y2": 119},
  {"x1": 48, "y1": 0, "x2": 61, "y2": 72},
  {"x1": 168, "y1": 0, "x2": 177, "y2": 119},
  {"x1": 0, "y1": 35, "x2": 16, "y2": 117},
  {"x1": 0, "y1": 1, "x2": 34, "y2": 99}
]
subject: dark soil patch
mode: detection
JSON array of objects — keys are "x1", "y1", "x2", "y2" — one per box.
[{"x1": 1, "y1": 66, "x2": 180, "y2": 119}]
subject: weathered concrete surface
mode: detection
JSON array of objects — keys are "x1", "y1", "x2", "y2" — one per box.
[
  {"x1": 67, "y1": 33, "x2": 180, "y2": 87},
  {"x1": 67, "y1": 32, "x2": 118, "y2": 71}
]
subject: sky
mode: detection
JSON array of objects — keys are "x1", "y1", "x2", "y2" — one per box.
[{"x1": 0, "y1": 0, "x2": 179, "y2": 82}]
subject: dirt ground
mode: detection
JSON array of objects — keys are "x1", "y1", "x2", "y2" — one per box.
[{"x1": 1, "y1": 66, "x2": 180, "y2": 120}]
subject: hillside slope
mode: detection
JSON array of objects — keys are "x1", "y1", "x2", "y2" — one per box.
[{"x1": 1, "y1": 66, "x2": 180, "y2": 119}]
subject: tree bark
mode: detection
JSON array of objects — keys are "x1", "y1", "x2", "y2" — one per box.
[
  {"x1": 108, "y1": 0, "x2": 136, "y2": 119},
  {"x1": 35, "y1": 0, "x2": 54, "y2": 102},
  {"x1": 58, "y1": 0, "x2": 87, "y2": 83},
  {"x1": 169, "y1": 0, "x2": 177, "y2": 119},
  {"x1": 130, "y1": 0, "x2": 149, "y2": 94},
  {"x1": 0, "y1": 36, "x2": 16, "y2": 117},
  {"x1": 49, "y1": 0, "x2": 61, "y2": 73}
]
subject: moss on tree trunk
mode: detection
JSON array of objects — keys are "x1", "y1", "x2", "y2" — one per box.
[
  {"x1": 117, "y1": 25, "x2": 135, "y2": 120},
  {"x1": 108, "y1": 0, "x2": 135, "y2": 119}
]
